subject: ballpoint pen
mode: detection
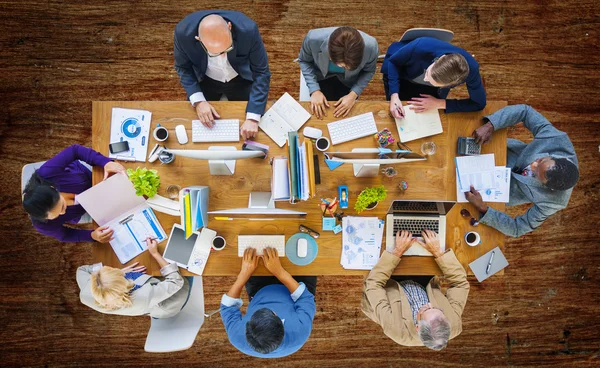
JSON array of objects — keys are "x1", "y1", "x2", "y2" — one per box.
[
  {"x1": 485, "y1": 250, "x2": 495, "y2": 274},
  {"x1": 394, "y1": 102, "x2": 405, "y2": 118}
]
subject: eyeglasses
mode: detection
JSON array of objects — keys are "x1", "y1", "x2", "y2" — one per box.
[
  {"x1": 198, "y1": 29, "x2": 234, "y2": 57},
  {"x1": 460, "y1": 208, "x2": 479, "y2": 226},
  {"x1": 299, "y1": 224, "x2": 320, "y2": 239}
]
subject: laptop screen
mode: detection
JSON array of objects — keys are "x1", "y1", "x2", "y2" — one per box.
[
  {"x1": 390, "y1": 201, "x2": 455, "y2": 215},
  {"x1": 163, "y1": 226, "x2": 197, "y2": 266}
]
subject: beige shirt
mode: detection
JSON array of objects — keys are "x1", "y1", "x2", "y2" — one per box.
[{"x1": 361, "y1": 250, "x2": 470, "y2": 346}]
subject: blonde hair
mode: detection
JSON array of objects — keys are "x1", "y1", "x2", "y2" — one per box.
[
  {"x1": 90, "y1": 266, "x2": 135, "y2": 310},
  {"x1": 430, "y1": 54, "x2": 470, "y2": 87}
]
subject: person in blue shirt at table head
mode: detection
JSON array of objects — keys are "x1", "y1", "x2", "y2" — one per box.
[
  {"x1": 381, "y1": 37, "x2": 486, "y2": 118},
  {"x1": 220, "y1": 248, "x2": 317, "y2": 358}
]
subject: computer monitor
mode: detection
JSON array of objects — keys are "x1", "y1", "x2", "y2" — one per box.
[
  {"x1": 324, "y1": 148, "x2": 426, "y2": 177},
  {"x1": 208, "y1": 192, "x2": 306, "y2": 220},
  {"x1": 164, "y1": 146, "x2": 265, "y2": 175}
]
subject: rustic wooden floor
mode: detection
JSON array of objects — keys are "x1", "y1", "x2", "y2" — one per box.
[{"x1": 1, "y1": 1, "x2": 599, "y2": 367}]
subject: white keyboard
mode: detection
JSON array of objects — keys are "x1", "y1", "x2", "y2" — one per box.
[
  {"x1": 238, "y1": 235, "x2": 286, "y2": 257},
  {"x1": 192, "y1": 119, "x2": 240, "y2": 142},
  {"x1": 327, "y1": 112, "x2": 378, "y2": 145}
]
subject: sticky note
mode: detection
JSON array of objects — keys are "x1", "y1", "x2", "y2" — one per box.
[
  {"x1": 333, "y1": 224, "x2": 343, "y2": 234},
  {"x1": 322, "y1": 217, "x2": 336, "y2": 231}
]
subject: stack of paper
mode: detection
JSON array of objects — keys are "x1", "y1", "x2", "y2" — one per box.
[
  {"x1": 259, "y1": 93, "x2": 311, "y2": 147},
  {"x1": 340, "y1": 217, "x2": 385, "y2": 270},
  {"x1": 455, "y1": 154, "x2": 510, "y2": 203}
]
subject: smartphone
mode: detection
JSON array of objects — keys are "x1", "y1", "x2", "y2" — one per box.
[{"x1": 109, "y1": 141, "x2": 130, "y2": 154}]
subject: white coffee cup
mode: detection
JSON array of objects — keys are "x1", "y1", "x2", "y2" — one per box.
[
  {"x1": 153, "y1": 126, "x2": 169, "y2": 142},
  {"x1": 315, "y1": 137, "x2": 330, "y2": 151},
  {"x1": 465, "y1": 231, "x2": 481, "y2": 246},
  {"x1": 212, "y1": 236, "x2": 226, "y2": 251}
]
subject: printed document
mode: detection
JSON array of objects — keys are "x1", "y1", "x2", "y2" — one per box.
[
  {"x1": 455, "y1": 154, "x2": 496, "y2": 192},
  {"x1": 340, "y1": 217, "x2": 385, "y2": 270},
  {"x1": 259, "y1": 93, "x2": 311, "y2": 147},
  {"x1": 457, "y1": 166, "x2": 511, "y2": 203},
  {"x1": 109, "y1": 108, "x2": 152, "y2": 162}
]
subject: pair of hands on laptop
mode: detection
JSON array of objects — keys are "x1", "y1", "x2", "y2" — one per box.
[{"x1": 392, "y1": 229, "x2": 443, "y2": 258}]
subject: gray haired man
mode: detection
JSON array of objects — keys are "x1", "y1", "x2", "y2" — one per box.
[{"x1": 361, "y1": 230, "x2": 470, "y2": 350}]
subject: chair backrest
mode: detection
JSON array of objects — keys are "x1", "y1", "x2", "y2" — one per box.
[
  {"x1": 144, "y1": 276, "x2": 205, "y2": 353},
  {"x1": 299, "y1": 70, "x2": 311, "y2": 102},
  {"x1": 399, "y1": 28, "x2": 454, "y2": 43},
  {"x1": 21, "y1": 161, "x2": 46, "y2": 194}
]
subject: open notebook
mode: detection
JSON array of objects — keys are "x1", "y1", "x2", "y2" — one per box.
[
  {"x1": 394, "y1": 107, "x2": 443, "y2": 142},
  {"x1": 259, "y1": 92, "x2": 311, "y2": 147}
]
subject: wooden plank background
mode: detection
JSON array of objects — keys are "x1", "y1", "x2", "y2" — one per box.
[{"x1": 1, "y1": 1, "x2": 599, "y2": 366}]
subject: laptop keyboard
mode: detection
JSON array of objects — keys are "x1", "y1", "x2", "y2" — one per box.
[
  {"x1": 392, "y1": 201, "x2": 439, "y2": 213},
  {"x1": 393, "y1": 219, "x2": 439, "y2": 234}
]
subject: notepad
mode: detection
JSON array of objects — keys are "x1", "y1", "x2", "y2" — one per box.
[
  {"x1": 394, "y1": 107, "x2": 443, "y2": 142},
  {"x1": 469, "y1": 246, "x2": 509, "y2": 282},
  {"x1": 259, "y1": 93, "x2": 311, "y2": 147}
]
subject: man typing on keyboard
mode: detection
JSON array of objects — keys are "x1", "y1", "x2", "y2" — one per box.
[{"x1": 220, "y1": 248, "x2": 316, "y2": 358}]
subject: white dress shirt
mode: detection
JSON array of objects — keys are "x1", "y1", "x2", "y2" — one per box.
[{"x1": 190, "y1": 54, "x2": 260, "y2": 122}]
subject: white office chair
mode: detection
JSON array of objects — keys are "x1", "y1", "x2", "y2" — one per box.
[
  {"x1": 144, "y1": 276, "x2": 206, "y2": 353},
  {"x1": 21, "y1": 161, "x2": 93, "y2": 224},
  {"x1": 378, "y1": 28, "x2": 454, "y2": 59},
  {"x1": 299, "y1": 70, "x2": 311, "y2": 102}
]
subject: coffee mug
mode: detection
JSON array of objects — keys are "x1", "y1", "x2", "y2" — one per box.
[
  {"x1": 212, "y1": 236, "x2": 226, "y2": 251},
  {"x1": 465, "y1": 231, "x2": 481, "y2": 246},
  {"x1": 315, "y1": 137, "x2": 330, "y2": 151},
  {"x1": 153, "y1": 126, "x2": 169, "y2": 142}
]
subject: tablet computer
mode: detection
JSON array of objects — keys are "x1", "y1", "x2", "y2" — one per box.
[{"x1": 162, "y1": 224, "x2": 199, "y2": 269}]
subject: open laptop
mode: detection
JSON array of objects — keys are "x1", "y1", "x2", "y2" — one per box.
[{"x1": 385, "y1": 200, "x2": 455, "y2": 256}]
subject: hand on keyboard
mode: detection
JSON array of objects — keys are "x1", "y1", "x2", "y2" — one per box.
[
  {"x1": 262, "y1": 247, "x2": 284, "y2": 277},
  {"x1": 240, "y1": 248, "x2": 259, "y2": 278},
  {"x1": 195, "y1": 101, "x2": 220, "y2": 128},
  {"x1": 413, "y1": 229, "x2": 443, "y2": 258}
]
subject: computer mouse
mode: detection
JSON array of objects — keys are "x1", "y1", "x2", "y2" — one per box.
[
  {"x1": 302, "y1": 126, "x2": 323, "y2": 139},
  {"x1": 297, "y1": 238, "x2": 308, "y2": 258},
  {"x1": 175, "y1": 125, "x2": 188, "y2": 144}
]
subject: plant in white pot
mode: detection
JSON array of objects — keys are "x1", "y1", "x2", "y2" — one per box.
[{"x1": 354, "y1": 185, "x2": 387, "y2": 213}]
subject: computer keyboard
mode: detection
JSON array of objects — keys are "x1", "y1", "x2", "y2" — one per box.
[
  {"x1": 238, "y1": 235, "x2": 286, "y2": 257},
  {"x1": 192, "y1": 119, "x2": 240, "y2": 142},
  {"x1": 393, "y1": 219, "x2": 440, "y2": 234},
  {"x1": 327, "y1": 112, "x2": 378, "y2": 145}
]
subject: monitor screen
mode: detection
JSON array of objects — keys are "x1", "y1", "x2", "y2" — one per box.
[{"x1": 163, "y1": 226, "x2": 197, "y2": 266}]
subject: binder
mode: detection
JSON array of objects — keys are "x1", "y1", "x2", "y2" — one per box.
[
  {"x1": 287, "y1": 131, "x2": 300, "y2": 203},
  {"x1": 179, "y1": 186, "x2": 209, "y2": 239},
  {"x1": 306, "y1": 140, "x2": 316, "y2": 197}
]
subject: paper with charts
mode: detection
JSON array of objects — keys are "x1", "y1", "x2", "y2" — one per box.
[
  {"x1": 340, "y1": 217, "x2": 385, "y2": 270},
  {"x1": 394, "y1": 107, "x2": 443, "y2": 142},
  {"x1": 259, "y1": 92, "x2": 311, "y2": 147},
  {"x1": 109, "y1": 107, "x2": 152, "y2": 162},
  {"x1": 76, "y1": 173, "x2": 167, "y2": 264}
]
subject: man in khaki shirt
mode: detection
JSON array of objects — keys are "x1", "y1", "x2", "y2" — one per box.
[{"x1": 361, "y1": 230, "x2": 470, "y2": 350}]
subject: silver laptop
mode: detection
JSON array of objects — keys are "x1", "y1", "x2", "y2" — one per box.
[{"x1": 385, "y1": 200, "x2": 455, "y2": 256}]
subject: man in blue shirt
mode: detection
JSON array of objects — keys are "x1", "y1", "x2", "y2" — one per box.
[{"x1": 220, "y1": 248, "x2": 317, "y2": 358}]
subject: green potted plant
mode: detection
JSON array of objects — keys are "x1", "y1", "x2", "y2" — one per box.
[
  {"x1": 354, "y1": 185, "x2": 387, "y2": 213},
  {"x1": 127, "y1": 167, "x2": 161, "y2": 198}
]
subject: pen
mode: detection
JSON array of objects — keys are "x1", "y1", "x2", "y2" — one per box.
[
  {"x1": 116, "y1": 155, "x2": 136, "y2": 162},
  {"x1": 394, "y1": 102, "x2": 404, "y2": 118},
  {"x1": 485, "y1": 250, "x2": 495, "y2": 274}
]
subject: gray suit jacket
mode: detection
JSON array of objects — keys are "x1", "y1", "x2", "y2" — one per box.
[
  {"x1": 479, "y1": 105, "x2": 578, "y2": 237},
  {"x1": 298, "y1": 27, "x2": 379, "y2": 97},
  {"x1": 77, "y1": 263, "x2": 189, "y2": 318}
]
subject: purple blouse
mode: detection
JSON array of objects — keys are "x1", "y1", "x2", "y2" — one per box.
[{"x1": 31, "y1": 145, "x2": 112, "y2": 242}]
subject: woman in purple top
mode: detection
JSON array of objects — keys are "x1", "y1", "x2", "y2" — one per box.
[{"x1": 22, "y1": 144, "x2": 125, "y2": 242}]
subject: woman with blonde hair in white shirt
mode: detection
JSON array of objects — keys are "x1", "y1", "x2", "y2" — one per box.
[{"x1": 77, "y1": 238, "x2": 190, "y2": 318}]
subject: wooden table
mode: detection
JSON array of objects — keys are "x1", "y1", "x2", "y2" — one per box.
[{"x1": 92, "y1": 100, "x2": 507, "y2": 276}]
